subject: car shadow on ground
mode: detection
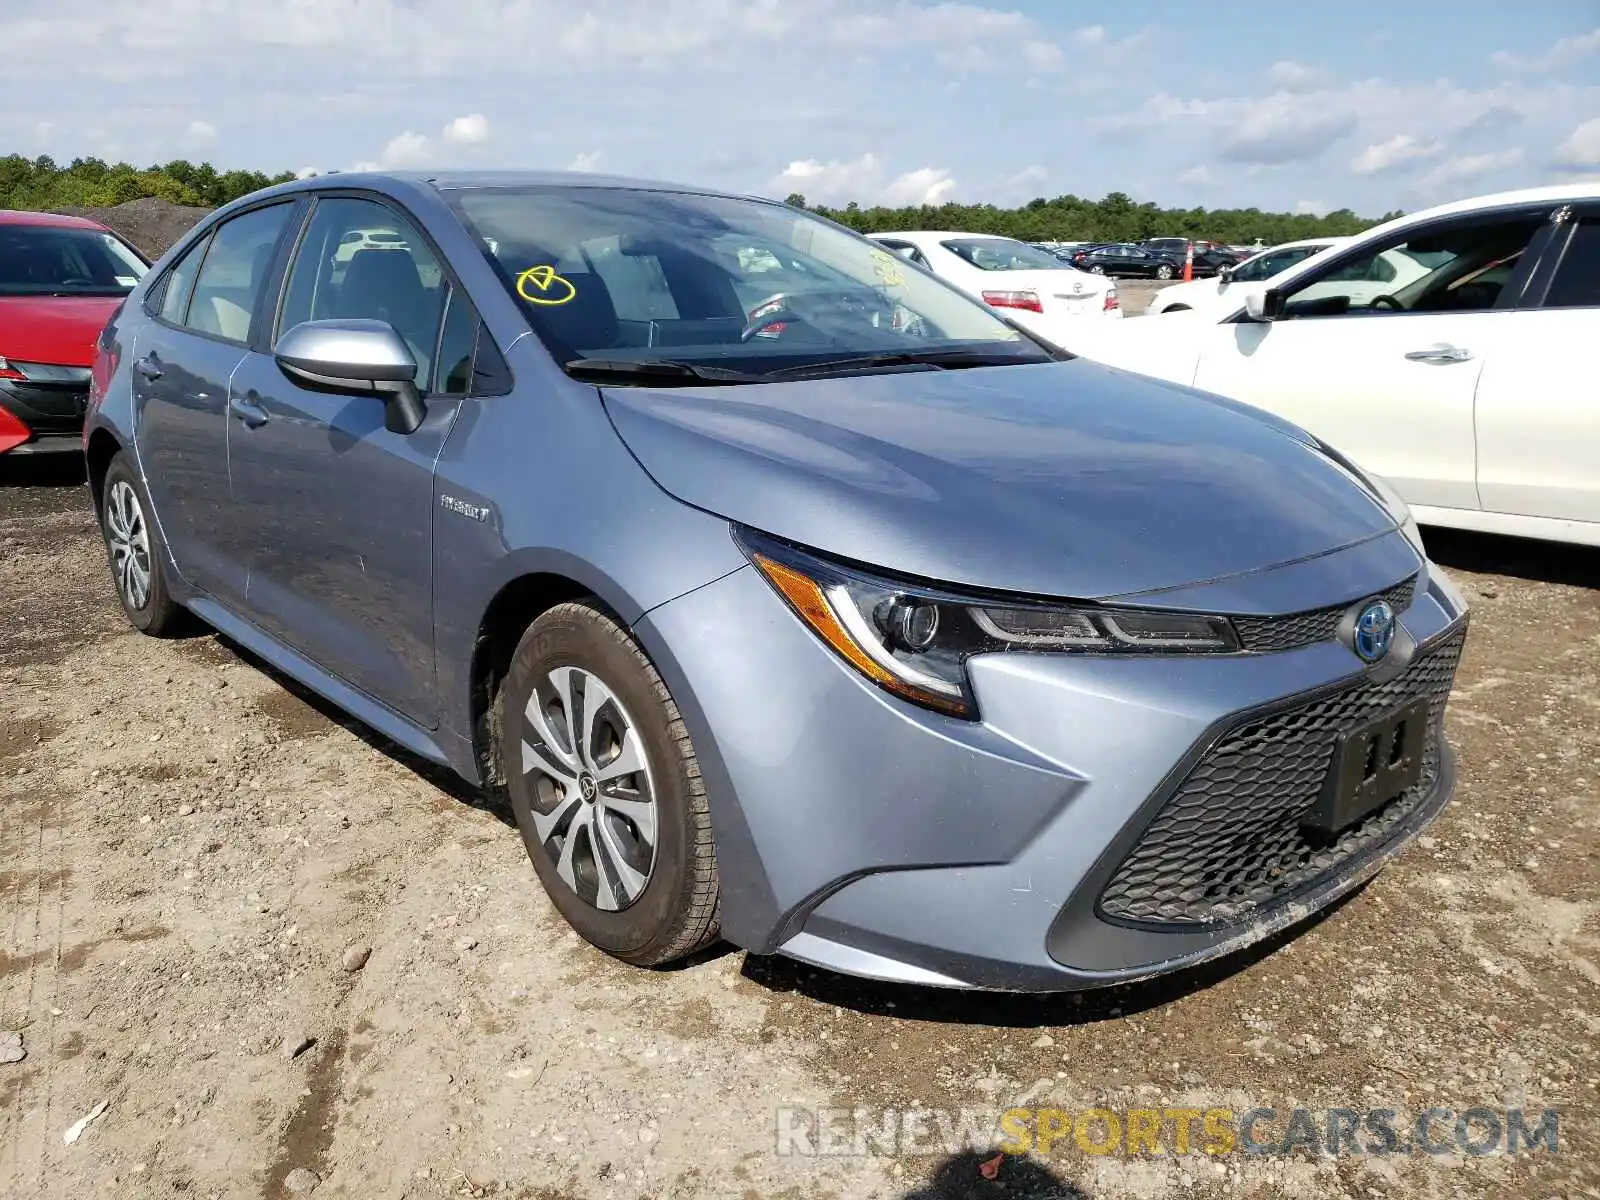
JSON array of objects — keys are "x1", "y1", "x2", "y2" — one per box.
[
  {"x1": 0, "y1": 453, "x2": 87, "y2": 488},
  {"x1": 897, "y1": 1150, "x2": 1087, "y2": 1199},
  {"x1": 1421, "y1": 525, "x2": 1600, "y2": 589}
]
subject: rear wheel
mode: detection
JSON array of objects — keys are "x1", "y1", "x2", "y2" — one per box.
[
  {"x1": 499, "y1": 601, "x2": 720, "y2": 966},
  {"x1": 1090, "y1": 264, "x2": 1105, "y2": 274},
  {"x1": 99, "y1": 454, "x2": 188, "y2": 636}
]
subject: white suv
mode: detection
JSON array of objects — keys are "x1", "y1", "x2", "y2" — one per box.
[{"x1": 1069, "y1": 185, "x2": 1600, "y2": 547}]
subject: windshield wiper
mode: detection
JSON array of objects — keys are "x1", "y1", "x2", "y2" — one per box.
[
  {"x1": 564, "y1": 358, "x2": 766, "y2": 386},
  {"x1": 761, "y1": 348, "x2": 1065, "y2": 382}
]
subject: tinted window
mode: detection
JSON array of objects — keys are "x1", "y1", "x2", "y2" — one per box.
[
  {"x1": 434, "y1": 287, "x2": 478, "y2": 395},
  {"x1": 158, "y1": 233, "x2": 211, "y2": 323},
  {"x1": 1544, "y1": 220, "x2": 1600, "y2": 308},
  {"x1": 1231, "y1": 246, "x2": 1318, "y2": 282},
  {"x1": 278, "y1": 197, "x2": 447, "y2": 388},
  {"x1": 0, "y1": 225, "x2": 147, "y2": 297},
  {"x1": 185, "y1": 204, "x2": 295, "y2": 342}
]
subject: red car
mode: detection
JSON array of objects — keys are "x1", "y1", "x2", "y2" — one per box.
[{"x1": 0, "y1": 210, "x2": 149, "y2": 455}]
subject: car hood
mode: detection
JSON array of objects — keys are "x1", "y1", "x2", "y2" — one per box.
[
  {"x1": 0, "y1": 295, "x2": 123, "y2": 367},
  {"x1": 601, "y1": 359, "x2": 1399, "y2": 601}
]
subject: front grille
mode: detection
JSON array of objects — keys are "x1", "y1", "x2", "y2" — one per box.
[
  {"x1": 1233, "y1": 575, "x2": 1417, "y2": 654},
  {"x1": 1098, "y1": 625, "x2": 1465, "y2": 927}
]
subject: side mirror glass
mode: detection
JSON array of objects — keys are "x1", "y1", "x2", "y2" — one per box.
[
  {"x1": 1217, "y1": 264, "x2": 1234, "y2": 283},
  {"x1": 274, "y1": 319, "x2": 426, "y2": 434}
]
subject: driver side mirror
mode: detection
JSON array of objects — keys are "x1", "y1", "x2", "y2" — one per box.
[
  {"x1": 1217, "y1": 264, "x2": 1234, "y2": 283},
  {"x1": 274, "y1": 319, "x2": 427, "y2": 435},
  {"x1": 1244, "y1": 288, "x2": 1286, "y2": 322}
]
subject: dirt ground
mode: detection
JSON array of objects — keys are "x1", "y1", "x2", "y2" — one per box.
[{"x1": 2, "y1": 446, "x2": 1597, "y2": 1200}]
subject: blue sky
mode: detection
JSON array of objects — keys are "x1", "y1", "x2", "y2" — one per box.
[{"x1": 2, "y1": 0, "x2": 1597, "y2": 217}]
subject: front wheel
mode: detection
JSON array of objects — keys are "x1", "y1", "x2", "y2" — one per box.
[
  {"x1": 99, "y1": 453, "x2": 188, "y2": 636},
  {"x1": 1090, "y1": 264, "x2": 1105, "y2": 274},
  {"x1": 499, "y1": 601, "x2": 720, "y2": 966},
  {"x1": 1155, "y1": 264, "x2": 1174, "y2": 280}
]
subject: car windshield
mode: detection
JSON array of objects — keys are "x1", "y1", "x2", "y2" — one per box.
[
  {"x1": 1231, "y1": 245, "x2": 1322, "y2": 282},
  {"x1": 939, "y1": 237, "x2": 1069, "y2": 272},
  {"x1": 448, "y1": 188, "x2": 1047, "y2": 379},
  {"x1": 0, "y1": 225, "x2": 148, "y2": 297}
]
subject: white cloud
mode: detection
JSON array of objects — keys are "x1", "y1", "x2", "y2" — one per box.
[
  {"x1": 1219, "y1": 94, "x2": 1357, "y2": 164},
  {"x1": 567, "y1": 150, "x2": 603, "y2": 172},
  {"x1": 881, "y1": 166, "x2": 957, "y2": 207},
  {"x1": 1415, "y1": 149, "x2": 1525, "y2": 193},
  {"x1": 1349, "y1": 133, "x2": 1440, "y2": 175},
  {"x1": 1554, "y1": 117, "x2": 1600, "y2": 169},
  {"x1": 185, "y1": 119, "x2": 217, "y2": 146},
  {"x1": 1492, "y1": 27, "x2": 1600, "y2": 72},
  {"x1": 1178, "y1": 165, "x2": 1215, "y2": 187},
  {"x1": 1069, "y1": 23, "x2": 1149, "y2": 60},
  {"x1": 1265, "y1": 60, "x2": 1332, "y2": 92},
  {"x1": 770, "y1": 153, "x2": 956, "y2": 206},
  {"x1": 294, "y1": 166, "x2": 320, "y2": 179},
  {"x1": 441, "y1": 112, "x2": 489, "y2": 145},
  {"x1": 378, "y1": 130, "x2": 431, "y2": 167},
  {"x1": 1295, "y1": 199, "x2": 1328, "y2": 216}
]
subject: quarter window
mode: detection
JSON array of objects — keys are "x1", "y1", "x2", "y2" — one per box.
[
  {"x1": 433, "y1": 286, "x2": 478, "y2": 395},
  {"x1": 184, "y1": 203, "x2": 296, "y2": 342},
  {"x1": 278, "y1": 197, "x2": 448, "y2": 389},
  {"x1": 156, "y1": 233, "x2": 211, "y2": 324}
]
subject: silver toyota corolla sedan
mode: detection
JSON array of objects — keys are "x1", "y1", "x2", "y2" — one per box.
[{"x1": 84, "y1": 170, "x2": 1469, "y2": 991}]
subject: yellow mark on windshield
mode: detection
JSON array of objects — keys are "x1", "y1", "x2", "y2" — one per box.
[
  {"x1": 516, "y1": 264, "x2": 577, "y2": 306},
  {"x1": 871, "y1": 250, "x2": 905, "y2": 288}
]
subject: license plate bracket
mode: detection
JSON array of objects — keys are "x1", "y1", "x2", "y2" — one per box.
[{"x1": 1304, "y1": 698, "x2": 1431, "y2": 837}]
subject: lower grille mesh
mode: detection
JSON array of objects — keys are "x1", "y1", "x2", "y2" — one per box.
[{"x1": 1098, "y1": 626, "x2": 1465, "y2": 927}]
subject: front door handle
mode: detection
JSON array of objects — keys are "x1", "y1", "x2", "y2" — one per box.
[
  {"x1": 1404, "y1": 344, "x2": 1472, "y2": 363},
  {"x1": 134, "y1": 354, "x2": 163, "y2": 380},
  {"x1": 228, "y1": 393, "x2": 270, "y2": 429}
]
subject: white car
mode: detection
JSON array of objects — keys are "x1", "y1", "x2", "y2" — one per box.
[
  {"x1": 1146, "y1": 237, "x2": 1347, "y2": 315},
  {"x1": 868, "y1": 231, "x2": 1122, "y2": 349},
  {"x1": 1068, "y1": 183, "x2": 1600, "y2": 547}
]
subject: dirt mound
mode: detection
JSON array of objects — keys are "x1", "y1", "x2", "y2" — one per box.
[{"x1": 55, "y1": 196, "x2": 213, "y2": 259}]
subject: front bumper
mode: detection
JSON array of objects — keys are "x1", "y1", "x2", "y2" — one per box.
[
  {"x1": 636, "y1": 531, "x2": 1469, "y2": 991},
  {"x1": 0, "y1": 378, "x2": 89, "y2": 454}
]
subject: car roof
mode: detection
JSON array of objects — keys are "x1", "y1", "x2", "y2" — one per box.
[
  {"x1": 872, "y1": 230, "x2": 1020, "y2": 242},
  {"x1": 255, "y1": 168, "x2": 765, "y2": 204},
  {"x1": 0, "y1": 209, "x2": 109, "y2": 231}
]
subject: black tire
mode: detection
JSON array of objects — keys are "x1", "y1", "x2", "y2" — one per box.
[
  {"x1": 1163, "y1": 304, "x2": 1191, "y2": 313},
  {"x1": 98, "y1": 453, "x2": 189, "y2": 636},
  {"x1": 1090, "y1": 264, "x2": 1105, "y2": 274},
  {"x1": 1156, "y1": 263, "x2": 1174, "y2": 280},
  {"x1": 499, "y1": 601, "x2": 719, "y2": 966}
]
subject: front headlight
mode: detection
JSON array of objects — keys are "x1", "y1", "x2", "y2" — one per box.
[{"x1": 737, "y1": 529, "x2": 1238, "y2": 719}]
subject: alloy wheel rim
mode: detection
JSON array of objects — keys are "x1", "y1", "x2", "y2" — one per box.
[
  {"x1": 520, "y1": 665, "x2": 658, "y2": 911},
  {"x1": 105, "y1": 480, "x2": 152, "y2": 612}
]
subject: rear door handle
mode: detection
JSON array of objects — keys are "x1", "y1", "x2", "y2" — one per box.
[
  {"x1": 228, "y1": 393, "x2": 270, "y2": 429},
  {"x1": 1404, "y1": 344, "x2": 1472, "y2": 363},
  {"x1": 134, "y1": 354, "x2": 163, "y2": 380}
]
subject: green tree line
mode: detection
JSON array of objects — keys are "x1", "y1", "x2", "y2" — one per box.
[
  {"x1": 793, "y1": 191, "x2": 1400, "y2": 246},
  {"x1": 0, "y1": 154, "x2": 294, "y2": 211},
  {"x1": 1, "y1": 151, "x2": 1395, "y2": 246}
]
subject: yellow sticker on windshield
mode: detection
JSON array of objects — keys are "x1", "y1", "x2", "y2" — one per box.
[
  {"x1": 871, "y1": 250, "x2": 904, "y2": 288},
  {"x1": 516, "y1": 264, "x2": 577, "y2": 306}
]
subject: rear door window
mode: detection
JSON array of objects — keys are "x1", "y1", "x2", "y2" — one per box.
[
  {"x1": 184, "y1": 203, "x2": 296, "y2": 343},
  {"x1": 1542, "y1": 219, "x2": 1600, "y2": 308},
  {"x1": 155, "y1": 233, "x2": 212, "y2": 324}
]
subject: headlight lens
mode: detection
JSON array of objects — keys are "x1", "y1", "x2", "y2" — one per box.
[{"x1": 739, "y1": 530, "x2": 1239, "y2": 719}]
